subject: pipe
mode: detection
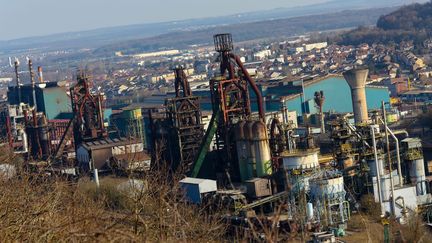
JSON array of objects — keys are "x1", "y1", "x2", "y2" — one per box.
[
  {"x1": 94, "y1": 169, "x2": 100, "y2": 188},
  {"x1": 32, "y1": 109, "x2": 42, "y2": 158},
  {"x1": 230, "y1": 53, "x2": 265, "y2": 121},
  {"x1": 5, "y1": 113, "x2": 13, "y2": 148},
  {"x1": 98, "y1": 94, "x2": 105, "y2": 134},
  {"x1": 19, "y1": 129, "x2": 28, "y2": 153},
  {"x1": 320, "y1": 107, "x2": 325, "y2": 134},
  {"x1": 392, "y1": 129, "x2": 409, "y2": 138},
  {"x1": 382, "y1": 101, "x2": 396, "y2": 216},
  {"x1": 371, "y1": 125, "x2": 384, "y2": 215},
  {"x1": 378, "y1": 117, "x2": 403, "y2": 186},
  {"x1": 281, "y1": 100, "x2": 288, "y2": 124},
  {"x1": 395, "y1": 196, "x2": 411, "y2": 220},
  {"x1": 37, "y1": 66, "x2": 44, "y2": 83}
]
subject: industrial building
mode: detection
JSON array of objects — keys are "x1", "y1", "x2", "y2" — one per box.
[{"x1": 1, "y1": 61, "x2": 150, "y2": 174}]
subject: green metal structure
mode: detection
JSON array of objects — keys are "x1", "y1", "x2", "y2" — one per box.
[{"x1": 190, "y1": 110, "x2": 220, "y2": 177}]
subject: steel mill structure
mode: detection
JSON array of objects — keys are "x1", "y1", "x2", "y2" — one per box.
[
  {"x1": 70, "y1": 71, "x2": 107, "y2": 146},
  {"x1": 149, "y1": 67, "x2": 204, "y2": 173},
  {"x1": 190, "y1": 33, "x2": 268, "y2": 180}
]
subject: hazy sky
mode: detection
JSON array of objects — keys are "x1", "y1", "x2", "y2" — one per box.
[{"x1": 0, "y1": 0, "x2": 328, "y2": 40}]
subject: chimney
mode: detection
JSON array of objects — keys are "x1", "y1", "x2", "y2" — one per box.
[
  {"x1": 343, "y1": 68, "x2": 369, "y2": 124},
  {"x1": 28, "y1": 60, "x2": 37, "y2": 111},
  {"x1": 14, "y1": 60, "x2": 22, "y2": 104},
  {"x1": 38, "y1": 66, "x2": 44, "y2": 83}
]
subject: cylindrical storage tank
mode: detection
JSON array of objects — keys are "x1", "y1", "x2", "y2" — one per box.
[
  {"x1": 122, "y1": 108, "x2": 144, "y2": 137},
  {"x1": 306, "y1": 202, "x2": 314, "y2": 221},
  {"x1": 282, "y1": 150, "x2": 319, "y2": 170},
  {"x1": 245, "y1": 121, "x2": 257, "y2": 178},
  {"x1": 39, "y1": 126, "x2": 50, "y2": 158},
  {"x1": 123, "y1": 108, "x2": 142, "y2": 119},
  {"x1": 235, "y1": 121, "x2": 251, "y2": 181},
  {"x1": 367, "y1": 155, "x2": 385, "y2": 177},
  {"x1": 409, "y1": 158, "x2": 427, "y2": 195},
  {"x1": 252, "y1": 121, "x2": 272, "y2": 177},
  {"x1": 39, "y1": 116, "x2": 50, "y2": 158},
  {"x1": 310, "y1": 175, "x2": 345, "y2": 200},
  {"x1": 343, "y1": 68, "x2": 369, "y2": 124}
]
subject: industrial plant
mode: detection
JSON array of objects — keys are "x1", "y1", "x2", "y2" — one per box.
[{"x1": 1, "y1": 33, "x2": 432, "y2": 241}]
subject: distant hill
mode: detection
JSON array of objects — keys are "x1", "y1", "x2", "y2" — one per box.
[
  {"x1": 338, "y1": 1, "x2": 432, "y2": 45},
  {"x1": 94, "y1": 7, "x2": 397, "y2": 56},
  {"x1": 0, "y1": 0, "x2": 425, "y2": 55}
]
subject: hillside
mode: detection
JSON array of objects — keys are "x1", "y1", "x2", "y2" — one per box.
[
  {"x1": 94, "y1": 7, "x2": 397, "y2": 56},
  {"x1": 377, "y1": 1, "x2": 432, "y2": 31},
  {"x1": 338, "y1": 1, "x2": 432, "y2": 45}
]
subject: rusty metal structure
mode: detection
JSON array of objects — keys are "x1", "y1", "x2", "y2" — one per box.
[
  {"x1": 213, "y1": 33, "x2": 264, "y2": 161},
  {"x1": 269, "y1": 117, "x2": 289, "y2": 157},
  {"x1": 70, "y1": 71, "x2": 106, "y2": 146},
  {"x1": 52, "y1": 71, "x2": 106, "y2": 162},
  {"x1": 190, "y1": 33, "x2": 266, "y2": 178},
  {"x1": 48, "y1": 119, "x2": 74, "y2": 157},
  {"x1": 0, "y1": 105, "x2": 14, "y2": 148},
  {"x1": 150, "y1": 67, "x2": 204, "y2": 173},
  {"x1": 23, "y1": 109, "x2": 50, "y2": 160}
]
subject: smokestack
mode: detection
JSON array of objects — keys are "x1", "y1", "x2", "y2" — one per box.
[
  {"x1": 314, "y1": 91, "x2": 325, "y2": 133},
  {"x1": 14, "y1": 60, "x2": 22, "y2": 104},
  {"x1": 37, "y1": 66, "x2": 44, "y2": 83},
  {"x1": 343, "y1": 68, "x2": 369, "y2": 124},
  {"x1": 28, "y1": 60, "x2": 37, "y2": 111}
]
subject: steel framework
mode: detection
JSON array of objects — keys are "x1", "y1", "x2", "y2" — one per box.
[
  {"x1": 70, "y1": 71, "x2": 106, "y2": 146},
  {"x1": 165, "y1": 67, "x2": 204, "y2": 172},
  {"x1": 212, "y1": 34, "x2": 265, "y2": 166},
  {"x1": 191, "y1": 33, "x2": 266, "y2": 178},
  {"x1": 149, "y1": 68, "x2": 204, "y2": 173}
]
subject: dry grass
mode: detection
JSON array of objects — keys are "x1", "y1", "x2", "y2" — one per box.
[
  {"x1": 0, "y1": 147, "x2": 226, "y2": 242},
  {"x1": 345, "y1": 195, "x2": 432, "y2": 243},
  {"x1": 392, "y1": 214, "x2": 432, "y2": 243}
]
